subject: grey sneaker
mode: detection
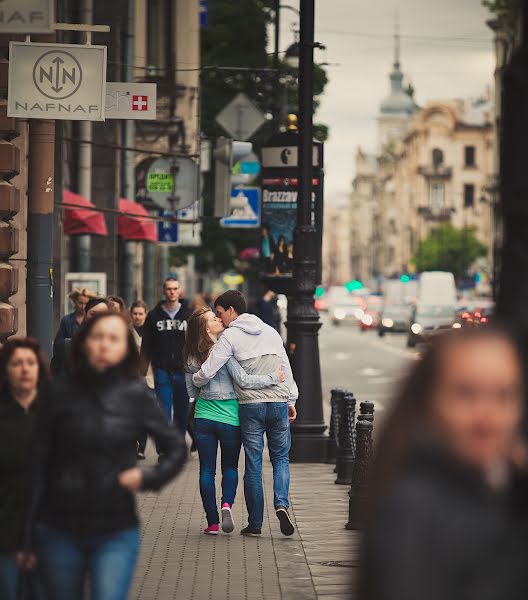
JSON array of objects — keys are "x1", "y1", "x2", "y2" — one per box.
[{"x1": 221, "y1": 503, "x2": 234, "y2": 533}]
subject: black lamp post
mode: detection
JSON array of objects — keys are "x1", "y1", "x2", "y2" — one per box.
[{"x1": 286, "y1": 0, "x2": 327, "y2": 462}]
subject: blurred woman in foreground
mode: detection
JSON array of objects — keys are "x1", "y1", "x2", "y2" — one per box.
[
  {"x1": 33, "y1": 312, "x2": 186, "y2": 600},
  {"x1": 361, "y1": 327, "x2": 528, "y2": 600},
  {"x1": 0, "y1": 338, "x2": 48, "y2": 600}
]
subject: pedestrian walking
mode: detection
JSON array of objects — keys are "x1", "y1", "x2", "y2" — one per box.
[
  {"x1": 184, "y1": 307, "x2": 285, "y2": 535},
  {"x1": 54, "y1": 287, "x2": 95, "y2": 344},
  {"x1": 131, "y1": 300, "x2": 155, "y2": 459},
  {"x1": 360, "y1": 327, "x2": 528, "y2": 600},
  {"x1": 140, "y1": 277, "x2": 192, "y2": 452},
  {"x1": 108, "y1": 295, "x2": 127, "y2": 313},
  {"x1": 0, "y1": 338, "x2": 49, "y2": 600},
  {"x1": 51, "y1": 297, "x2": 111, "y2": 376},
  {"x1": 32, "y1": 312, "x2": 186, "y2": 600},
  {"x1": 193, "y1": 290, "x2": 298, "y2": 537}
]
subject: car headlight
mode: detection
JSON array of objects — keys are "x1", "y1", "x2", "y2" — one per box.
[
  {"x1": 411, "y1": 323, "x2": 423, "y2": 334},
  {"x1": 354, "y1": 308, "x2": 364, "y2": 319},
  {"x1": 452, "y1": 322, "x2": 462, "y2": 329},
  {"x1": 382, "y1": 318, "x2": 394, "y2": 328},
  {"x1": 362, "y1": 314, "x2": 373, "y2": 326},
  {"x1": 334, "y1": 309, "x2": 346, "y2": 320}
]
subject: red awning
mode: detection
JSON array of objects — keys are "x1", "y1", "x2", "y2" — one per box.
[
  {"x1": 118, "y1": 198, "x2": 157, "y2": 242},
  {"x1": 63, "y1": 190, "x2": 109, "y2": 236}
]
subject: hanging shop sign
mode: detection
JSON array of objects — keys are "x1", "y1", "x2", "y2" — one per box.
[
  {"x1": 8, "y1": 42, "x2": 107, "y2": 121},
  {"x1": 105, "y1": 82, "x2": 157, "y2": 120}
]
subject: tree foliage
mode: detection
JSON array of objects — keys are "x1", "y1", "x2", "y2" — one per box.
[
  {"x1": 170, "y1": 0, "x2": 329, "y2": 276},
  {"x1": 412, "y1": 223, "x2": 487, "y2": 281},
  {"x1": 483, "y1": 0, "x2": 520, "y2": 22}
]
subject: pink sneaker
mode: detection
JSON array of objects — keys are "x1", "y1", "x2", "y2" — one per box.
[
  {"x1": 221, "y1": 503, "x2": 235, "y2": 533},
  {"x1": 204, "y1": 524, "x2": 219, "y2": 535}
]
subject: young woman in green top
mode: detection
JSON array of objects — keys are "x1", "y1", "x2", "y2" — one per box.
[{"x1": 184, "y1": 307, "x2": 284, "y2": 535}]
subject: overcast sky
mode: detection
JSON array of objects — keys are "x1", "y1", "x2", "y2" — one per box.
[{"x1": 271, "y1": 0, "x2": 495, "y2": 203}]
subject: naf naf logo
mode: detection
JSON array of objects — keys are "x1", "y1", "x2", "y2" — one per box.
[{"x1": 156, "y1": 319, "x2": 187, "y2": 332}]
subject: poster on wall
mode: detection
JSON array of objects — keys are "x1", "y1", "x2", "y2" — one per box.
[{"x1": 260, "y1": 177, "x2": 317, "y2": 278}]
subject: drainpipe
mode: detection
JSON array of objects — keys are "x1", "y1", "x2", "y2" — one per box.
[
  {"x1": 122, "y1": 0, "x2": 136, "y2": 304},
  {"x1": 76, "y1": 0, "x2": 93, "y2": 272},
  {"x1": 27, "y1": 120, "x2": 55, "y2": 358}
]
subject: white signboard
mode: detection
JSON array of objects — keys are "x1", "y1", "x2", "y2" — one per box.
[
  {"x1": 261, "y1": 145, "x2": 320, "y2": 168},
  {"x1": 8, "y1": 42, "x2": 107, "y2": 121},
  {"x1": 105, "y1": 82, "x2": 157, "y2": 120},
  {"x1": 0, "y1": 0, "x2": 54, "y2": 33}
]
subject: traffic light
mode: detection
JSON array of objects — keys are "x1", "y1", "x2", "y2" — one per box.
[
  {"x1": 213, "y1": 137, "x2": 252, "y2": 217},
  {"x1": 344, "y1": 280, "x2": 363, "y2": 292},
  {"x1": 400, "y1": 274, "x2": 410, "y2": 283}
]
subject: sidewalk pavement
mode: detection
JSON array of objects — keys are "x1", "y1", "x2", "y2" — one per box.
[{"x1": 131, "y1": 447, "x2": 356, "y2": 600}]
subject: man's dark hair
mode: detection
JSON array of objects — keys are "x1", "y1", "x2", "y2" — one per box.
[{"x1": 214, "y1": 290, "x2": 247, "y2": 316}]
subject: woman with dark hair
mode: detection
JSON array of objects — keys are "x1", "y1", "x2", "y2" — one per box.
[
  {"x1": 184, "y1": 307, "x2": 284, "y2": 535},
  {"x1": 108, "y1": 295, "x2": 127, "y2": 313},
  {"x1": 33, "y1": 312, "x2": 186, "y2": 600},
  {"x1": 0, "y1": 337, "x2": 49, "y2": 600},
  {"x1": 360, "y1": 327, "x2": 528, "y2": 600}
]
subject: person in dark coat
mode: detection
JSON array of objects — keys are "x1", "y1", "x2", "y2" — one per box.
[
  {"x1": 360, "y1": 327, "x2": 528, "y2": 600},
  {"x1": 0, "y1": 337, "x2": 49, "y2": 600},
  {"x1": 32, "y1": 312, "x2": 186, "y2": 600}
]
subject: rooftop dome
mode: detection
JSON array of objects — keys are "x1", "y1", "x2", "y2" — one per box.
[{"x1": 379, "y1": 25, "x2": 418, "y2": 116}]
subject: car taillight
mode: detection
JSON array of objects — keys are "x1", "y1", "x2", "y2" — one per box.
[
  {"x1": 474, "y1": 311, "x2": 481, "y2": 318},
  {"x1": 481, "y1": 317, "x2": 488, "y2": 324},
  {"x1": 462, "y1": 312, "x2": 470, "y2": 319}
]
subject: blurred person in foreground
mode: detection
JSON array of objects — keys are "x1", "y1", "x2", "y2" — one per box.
[
  {"x1": 360, "y1": 327, "x2": 528, "y2": 600},
  {"x1": 130, "y1": 300, "x2": 155, "y2": 459},
  {"x1": 32, "y1": 312, "x2": 186, "y2": 600},
  {"x1": 0, "y1": 338, "x2": 48, "y2": 600}
]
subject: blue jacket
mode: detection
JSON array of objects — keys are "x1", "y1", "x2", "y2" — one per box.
[
  {"x1": 54, "y1": 312, "x2": 81, "y2": 344},
  {"x1": 185, "y1": 357, "x2": 280, "y2": 400}
]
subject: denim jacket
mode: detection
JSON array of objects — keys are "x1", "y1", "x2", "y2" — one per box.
[{"x1": 185, "y1": 357, "x2": 280, "y2": 400}]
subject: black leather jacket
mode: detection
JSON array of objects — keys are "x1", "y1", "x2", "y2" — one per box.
[{"x1": 33, "y1": 366, "x2": 186, "y2": 538}]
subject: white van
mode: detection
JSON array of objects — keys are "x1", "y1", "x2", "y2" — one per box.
[{"x1": 418, "y1": 272, "x2": 457, "y2": 306}]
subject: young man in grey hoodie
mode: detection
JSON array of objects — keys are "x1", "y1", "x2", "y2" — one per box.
[{"x1": 192, "y1": 290, "x2": 298, "y2": 536}]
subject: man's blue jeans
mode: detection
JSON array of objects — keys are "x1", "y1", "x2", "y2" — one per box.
[
  {"x1": 154, "y1": 368, "x2": 189, "y2": 438},
  {"x1": 238, "y1": 402, "x2": 291, "y2": 529},
  {"x1": 194, "y1": 418, "x2": 242, "y2": 526},
  {"x1": 35, "y1": 522, "x2": 140, "y2": 600}
]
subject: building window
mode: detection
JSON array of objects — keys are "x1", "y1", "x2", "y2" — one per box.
[
  {"x1": 430, "y1": 182, "x2": 445, "y2": 214},
  {"x1": 147, "y1": 0, "x2": 171, "y2": 77},
  {"x1": 464, "y1": 184, "x2": 475, "y2": 208},
  {"x1": 464, "y1": 146, "x2": 476, "y2": 167},
  {"x1": 432, "y1": 148, "x2": 444, "y2": 168}
]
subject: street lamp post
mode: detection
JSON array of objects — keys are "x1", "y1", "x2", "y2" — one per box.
[{"x1": 286, "y1": 0, "x2": 327, "y2": 462}]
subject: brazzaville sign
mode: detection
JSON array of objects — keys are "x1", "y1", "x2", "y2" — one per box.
[{"x1": 7, "y1": 42, "x2": 107, "y2": 121}]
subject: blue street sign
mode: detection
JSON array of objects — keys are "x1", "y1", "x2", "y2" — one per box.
[
  {"x1": 221, "y1": 187, "x2": 260, "y2": 228},
  {"x1": 200, "y1": 0, "x2": 208, "y2": 27},
  {"x1": 158, "y1": 210, "x2": 178, "y2": 243}
]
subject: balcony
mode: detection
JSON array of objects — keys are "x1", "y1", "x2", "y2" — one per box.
[
  {"x1": 417, "y1": 206, "x2": 456, "y2": 221},
  {"x1": 417, "y1": 165, "x2": 453, "y2": 179}
]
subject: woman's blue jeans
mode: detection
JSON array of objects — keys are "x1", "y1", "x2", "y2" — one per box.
[
  {"x1": 35, "y1": 523, "x2": 140, "y2": 600},
  {"x1": 194, "y1": 418, "x2": 242, "y2": 526},
  {"x1": 0, "y1": 554, "x2": 44, "y2": 600}
]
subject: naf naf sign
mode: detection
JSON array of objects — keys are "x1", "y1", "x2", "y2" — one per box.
[
  {"x1": 105, "y1": 83, "x2": 157, "y2": 120},
  {"x1": 8, "y1": 42, "x2": 107, "y2": 121},
  {"x1": 0, "y1": 0, "x2": 54, "y2": 34}
]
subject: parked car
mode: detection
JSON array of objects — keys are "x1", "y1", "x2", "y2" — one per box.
[
  {"x1": 378, "y1": 304, "x2": 413, "y2": 336},
  {"x1": 331, "y1": 296, "x2": 365, "y2": 326},
  {"x1": 454, "y1": 299, "x2": 494, "y2": 329},
  {"x1": 407, "y1": 304, "x2": 457, "y2": 347}
]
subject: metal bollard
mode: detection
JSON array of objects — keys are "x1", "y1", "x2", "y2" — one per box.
[
  {"x1": 335, "y1": 391, "x2": 356, "y2": 485},
  {"x1": 326, "y1": 389, "x2": 343, "y2": 464},
  {"x1": 346, "y1": 418, "x2": 374, "y2": 530},
  {"x1": 359, "y1": 400, "x2": 375, "y2": 424}
]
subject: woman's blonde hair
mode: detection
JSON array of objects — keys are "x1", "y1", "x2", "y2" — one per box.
[{"x1": 183, "y1": 307, "x2": 215, "y2": 369}]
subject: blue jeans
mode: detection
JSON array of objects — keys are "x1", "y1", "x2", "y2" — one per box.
[
  {"x1": 0, "y1": 554, "x2": 44, "y2": 600},
  {"x1": 194, "y1": 418, "x2": 242, "y2": 526},
  {"x1": 154, "y1": 369, "x2": 189, "y2": 440},
  {"x1": 238, "y1": 402, "x2": 291, "y2": 529},
  {"x1": 35, "y1": 523, "x2": 140, "y2": 600}
]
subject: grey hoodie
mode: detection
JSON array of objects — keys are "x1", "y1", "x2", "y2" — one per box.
[{"x1": 192, "y1": 313, "x2": 298, "y2": 404}]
